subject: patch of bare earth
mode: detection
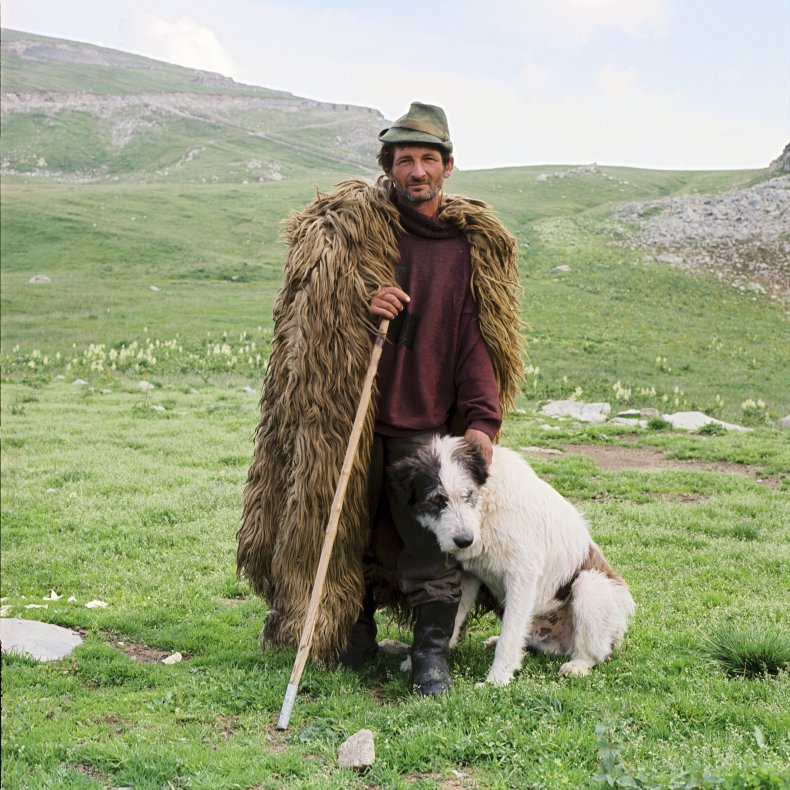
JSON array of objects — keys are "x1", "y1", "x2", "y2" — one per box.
[
  {"x1": 406, "y1": 770, "x2": 480, "y2": 788},
  {"x1": 524, "y1": 445, "x2": 780, "y2": 485},
  {"x1": 108, "y1": 637, "x2": 172, "y2": 663}
]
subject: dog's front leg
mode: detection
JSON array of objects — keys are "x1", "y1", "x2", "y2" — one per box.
[
  {"x1": 450, "y1": 573, "x2": 480, "y2": 648},
  {"x1": 485, "y1": 580, "x2": 537, "y2": 686}
]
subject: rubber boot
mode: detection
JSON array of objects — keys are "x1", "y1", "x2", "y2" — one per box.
[
  {"x1": 338, "y1": 583, "x2": 378, "y2": 670},
  {"x1": 411, "y1": 600, "x2": 458, "y2": 695}
]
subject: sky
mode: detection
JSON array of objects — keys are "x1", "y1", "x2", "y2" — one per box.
[{"x1": 3, "y1": 0, "x2": 789, "y2": 171}]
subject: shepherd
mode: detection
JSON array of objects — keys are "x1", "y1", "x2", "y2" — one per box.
[{"x1": 238, "y1": 102, "x2": 524, "y2": 695}]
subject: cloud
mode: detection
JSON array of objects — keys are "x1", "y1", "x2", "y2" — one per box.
[
  {"x1": 448, "y1": 62, "x2": 783, "y2": 170},
  {"x1": 484, "y1": 0, "x2": 671, "y2": 47},
  {"x1": 121, "y1": 13, "x2": 247, "y2": 79}
]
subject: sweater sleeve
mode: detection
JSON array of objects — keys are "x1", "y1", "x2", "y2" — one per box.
[{"x1": 454, "y1": 287, "x2": 502, "y2": 439}]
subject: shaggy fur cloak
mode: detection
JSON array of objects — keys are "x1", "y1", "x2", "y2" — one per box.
[{"x1": 238, "y1": 178, "x2": 524, "y2": 663}]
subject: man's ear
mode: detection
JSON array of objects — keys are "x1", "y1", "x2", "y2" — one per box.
[{"x1": 444, "y1": 155, "x2": 455, "y2": 178}]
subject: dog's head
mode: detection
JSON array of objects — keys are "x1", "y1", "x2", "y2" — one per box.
[{"x1": 388, "y1": 436, "x2": 489, "y2": 554}]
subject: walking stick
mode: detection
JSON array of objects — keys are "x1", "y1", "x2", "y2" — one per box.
[{"x1": 276, "y1": 318, "x2": 390, "y2": 730}]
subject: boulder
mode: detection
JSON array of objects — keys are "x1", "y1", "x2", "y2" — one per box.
[
  {"x1": 662, "y1": 411, "x2": 750, "y2": 432},
  {"x1": 541, "y1": 401, "x2": 611, "y2": 424},
  {"x1": 0, "y1": 618, "x2": 82, "y2": 661}
]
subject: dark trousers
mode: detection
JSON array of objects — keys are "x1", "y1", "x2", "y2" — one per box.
[{"x1": 368, "y1": 428, "x2": 461, "y2": 607}]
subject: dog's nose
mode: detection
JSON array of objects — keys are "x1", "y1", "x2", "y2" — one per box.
[{"x1": 454, "y1": 535, "x2": 473, "y2": 548}]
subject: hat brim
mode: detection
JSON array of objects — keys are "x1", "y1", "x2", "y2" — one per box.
[{"x1": 378, "y1": 126, "x2": 453, "y2": 153}]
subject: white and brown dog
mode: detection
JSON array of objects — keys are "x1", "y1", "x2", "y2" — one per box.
[{"x1": 389, "y1": 436, "x2": 635, "y2": 686}]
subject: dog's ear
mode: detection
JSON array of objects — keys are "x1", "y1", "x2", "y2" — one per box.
[
  {"x1": 387, "y1": 456, "x2": 420, "y2": 506},
  {"x1": 459, "y1": 440, "x2": 489, "y2": 487}
]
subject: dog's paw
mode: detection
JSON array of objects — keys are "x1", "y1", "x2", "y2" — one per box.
[
  {"x1": 399, "y1": 656, "x2": 412, "y2": 673},
  {"x1": 484, "y1": 669, "x2": 513, "y2": 686},
  {"x1": 483, "y1": 635, "x2": 499, "y2": 650},
  {"x1": 559, "y1": 659, "x2": 593, "y2": 677}
]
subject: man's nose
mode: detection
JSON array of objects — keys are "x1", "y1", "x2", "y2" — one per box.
[{"x1": 411, "y1": 160, "x2": 426, "y2": 177}]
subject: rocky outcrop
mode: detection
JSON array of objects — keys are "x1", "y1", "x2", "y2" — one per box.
[
  {"x1": 769, "y1": 141, "x2": 790, "y2": 174},
  {"x1": 613, "y1": 175, "x2": 790, "y2": 303}
]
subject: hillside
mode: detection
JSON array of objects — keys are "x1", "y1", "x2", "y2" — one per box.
[{"x1": 0, "y1": 28, "x2": 384, "y2": 182}]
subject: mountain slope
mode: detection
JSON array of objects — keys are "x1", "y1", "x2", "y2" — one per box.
[{"x1": 0, "y1": 28, "x2": 385, "y2": 182}]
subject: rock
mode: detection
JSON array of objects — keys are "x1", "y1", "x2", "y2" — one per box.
[
  {"x1": 28, "y1": 274, "x2": 51, "y2": 284},
  {"x1": 778, "y1": 416, "x2": 790, "y2": 429},
  {"x1": 161, "y1": 652, "x2": 182, "y2": 665},
  {"x1": 616, "y1": 409, "x2": 642, "y2": 418},
  {"x1": 639, "y1": 408, "x2": 661, "y2": 418},
  {"x1": 377, "y1": 639, "x2": 410, "y2": 655},
  {"x1": 338, "y1": 729, "x2": 375, "y2": 770},
  {"x1": 149, "y1": 285, "x2": 160, "y2": 292},
  {"x1": 85, "y1": 599, "x2": 109, "y2": 609},
  {"x1": 521, "y1": 446, "x2": 563, "y2": 456},
  {"x1": 151, "y1": 404, "x2": 166, "y2": 412},
  {"x1": 138, "y1": 380, "x2": 154, "y2": 391},
  {"x1": 662, "y1": 411, "x2": 750, "y2": 432},
  {"x1": 609, "y1": 417, "x2": 648, "y2": 428},
  {"x1": 550, "y1": 265, "x2": 571, "y2": 273},
  {"x1": 73, "y1": 379, "x2": 88, "y2": 386},
  {"x1": 541, "y1": 401, "x2": 611, "y2": 424},
  {"x1": 240, "y1": 386, "x2": 256, "y2": 394},
  {"x1": 0, "y1": 618, "x2": 83, "y2": 661},
  {"x1": 657, "y1": 254, "x2": 683, "y2": 264}
]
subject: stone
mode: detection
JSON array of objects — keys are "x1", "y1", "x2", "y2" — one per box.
[
  {"x1": 0, "y1": 617, "x2": 82, "y2": 661},
  {"x1": 72, "y1": 379, "x2": 88, "y2": 387},
  {"x1": 138, "y1": 380, "x2": 155, "y2": 391},
  {"x1": 550, "y1": 265, "x2": 571, "y2": 273},
  {"x1": 28, "y1": 274, "x2": 51, "y2": 284},
  {"x1": 662, "y1": 411, "x2": 750, "y2": 433},
  {"x1": 609, "y1": 417, "x2": 648, "y2": 428},
  {"x1": 240, "y1": 386, "x2": 256, "y2": 394},
  {"x1": 161, "y1": 652, "x2": 182, "y2": 665},
  {"x1": 541, "y1": 401, "x2": 611, "y2": 424},
  {"x1": 149, "y1": 285, "x2": 160, "y2": 292},
  {"x1": 338, "y1": 729, "x2": 375, "y2": 770},
  {"x1": 778, "y1": 416, "x2": 790, "y2": 429},
  {"x1": 377, "y1": 639, "x2": 410, "y2": 655}
]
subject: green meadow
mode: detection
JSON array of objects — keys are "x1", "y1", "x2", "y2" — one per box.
[{"x1": 2, "y1": 163, "x2": 789, "y2": 788}]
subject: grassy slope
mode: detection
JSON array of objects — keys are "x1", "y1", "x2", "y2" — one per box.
[{"x1": 3, "y1": 166, "x2": 787, "y2": 422}]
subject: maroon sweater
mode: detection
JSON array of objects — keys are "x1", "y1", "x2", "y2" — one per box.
[{"x1": 374, "y1": 197, "x2": 502, "y2": 439}]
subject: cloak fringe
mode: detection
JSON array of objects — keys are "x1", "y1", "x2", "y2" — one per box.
[{"x1": 238, "y1": 179, "x2": 525, "y2": 663}]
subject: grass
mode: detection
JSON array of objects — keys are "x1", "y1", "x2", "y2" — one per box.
[
  {"x1": 703, "y1": 624, "x2": 790, "y2": 679},
  {"x1": 2, "y1": 374, "x2": 788, "y2": 787},
  {"x1": 2, "y1": 146, "x2": 790, "y2": 786}
]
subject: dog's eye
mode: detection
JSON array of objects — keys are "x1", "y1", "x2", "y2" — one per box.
[{"x1": 430, "y1": 493, "x2": 447, "y2": 508}]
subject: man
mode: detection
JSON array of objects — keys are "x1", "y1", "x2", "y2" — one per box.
[{"x1": 238, "y1": 102, "x2": 523, "y2": 695}]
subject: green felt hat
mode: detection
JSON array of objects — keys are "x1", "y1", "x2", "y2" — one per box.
[{"x1": 378, "y1": 102, "x2": 453, "y2": 153}]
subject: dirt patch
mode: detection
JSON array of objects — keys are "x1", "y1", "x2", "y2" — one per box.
[
  {"x1": 108, "y1": 637, "x2": 173, "y2": 663},
  {"x1": 524, "y1": 444, "x2": 777, "y2": 484}
]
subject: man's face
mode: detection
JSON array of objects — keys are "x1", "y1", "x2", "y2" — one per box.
[{"x1": 388, "y1": 145, "x2": 454, "y2": 209}]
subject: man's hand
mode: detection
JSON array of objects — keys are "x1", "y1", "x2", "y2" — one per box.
[
  {"x1": 370, "y1": 286, "x2": 410, "y2": 320},
  {"x1": 464, "y1": 428, "x2": 493, "y2": 467}
]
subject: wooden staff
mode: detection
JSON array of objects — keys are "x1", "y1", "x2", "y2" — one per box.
[{"x1": 277, "y1": 318, "x2": 390, "y2": 730}]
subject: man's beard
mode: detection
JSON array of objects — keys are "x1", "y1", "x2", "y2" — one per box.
[{"x1": 393, "y1": 179, "x2": 442, "y2": 204}]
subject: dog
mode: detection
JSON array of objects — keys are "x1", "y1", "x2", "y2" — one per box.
[{"x1": 389, "y1": 436, "x2": 635, "y2": 686}]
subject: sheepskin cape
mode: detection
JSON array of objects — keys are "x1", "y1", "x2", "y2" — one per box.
[{"x1": 238, "y1": 178, "x2": 524, "y2": 663}]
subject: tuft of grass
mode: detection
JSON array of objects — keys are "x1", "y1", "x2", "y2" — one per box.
[
  {"x1": 703, "y1": 624, "x2": 790, "y2": 679},
  {"x1": 647, "y1": 417, "x2": 672, "y2": 431}
]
